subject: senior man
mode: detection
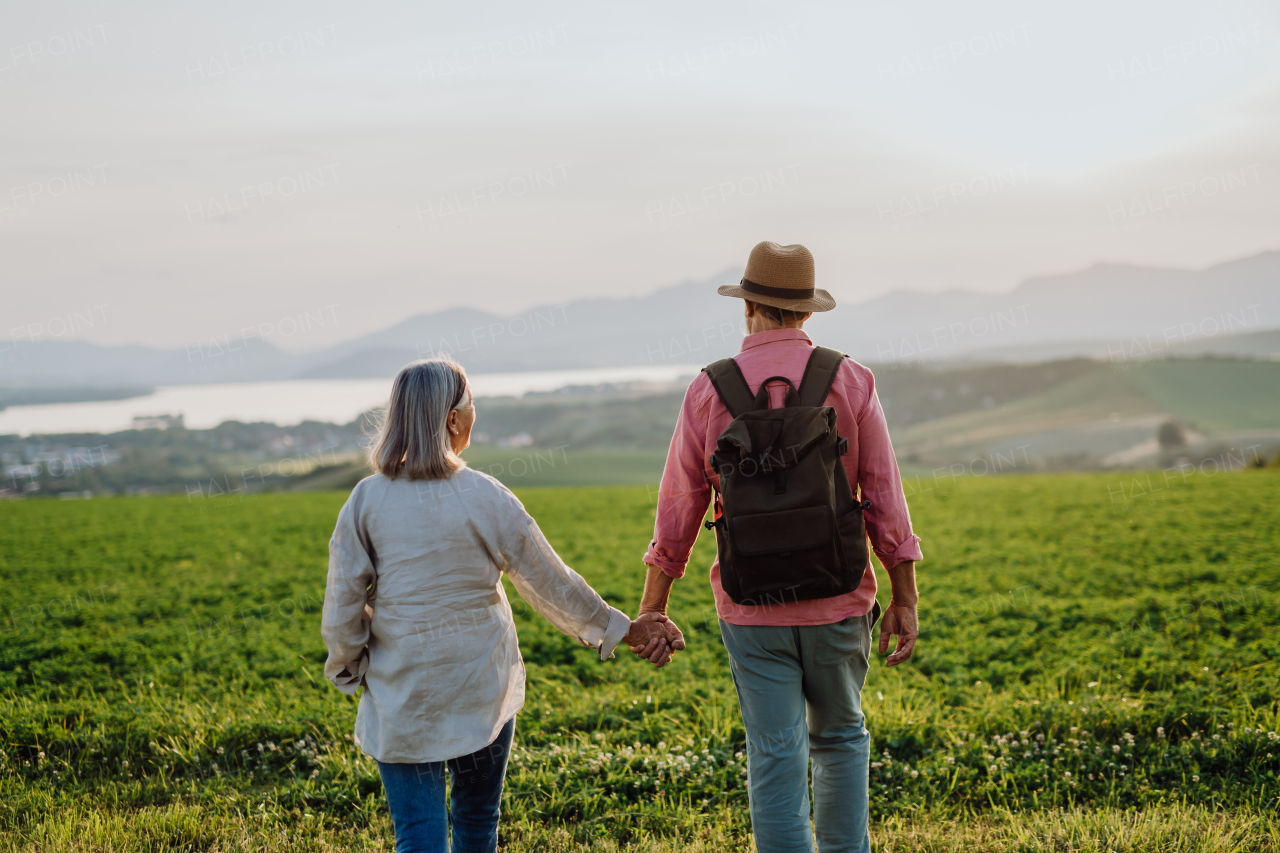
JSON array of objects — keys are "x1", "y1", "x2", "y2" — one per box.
[{"x1": 632, "y1": 241, "x2": 923, "y2": 852}]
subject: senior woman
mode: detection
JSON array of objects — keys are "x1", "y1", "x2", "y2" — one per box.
[{"x1": 322, "y1": 357, "x2": 682, "y2": 853}]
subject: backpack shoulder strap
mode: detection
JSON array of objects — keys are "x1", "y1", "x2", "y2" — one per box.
[
  {"x1": 797, "y1": 346, "x2": 847, "y2": 408},
  {"x1": 703, "y1": 357, "x2": 755, "y2": 418}
]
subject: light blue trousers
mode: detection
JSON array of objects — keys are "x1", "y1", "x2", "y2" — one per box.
[{"x1": 720, "y1": 605, "x2": 877, "y2": 853}]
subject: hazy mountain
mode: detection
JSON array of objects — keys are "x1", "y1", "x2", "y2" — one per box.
[
  {"x1": 805, "y1": 251, "x2": 1276, "y2": 363},
  {"x1": 953, "y1": 327, "x2": 1280, "y2": 364},
  {"x1": 3, "y1": 252, "x2": 1276, "y2": 387},
  {"x1": 0, "y1": 338, "x2": 305, "y2": 387},
  {"x1": 300, "y1": 270, "x2": 745, "y2": 376}
]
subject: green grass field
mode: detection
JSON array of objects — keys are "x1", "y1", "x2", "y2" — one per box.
[
  {"x1": 1, "y1": 469, "x2": 1279, "y2": 851},
  {"x1": 291, "y1": 449, "x2": 670, "y2": 493}
]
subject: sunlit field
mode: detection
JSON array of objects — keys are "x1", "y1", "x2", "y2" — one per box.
[{"x1": 2, "y1": 469, "x2": 1278, "y2": 851}]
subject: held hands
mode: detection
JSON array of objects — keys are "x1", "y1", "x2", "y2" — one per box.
[
  {"x1": 878, "y1": 600, "x2": 918, "y2": 666},
  {"x1": 623, "y1": 611, "x2": 686, "y2": 668}
]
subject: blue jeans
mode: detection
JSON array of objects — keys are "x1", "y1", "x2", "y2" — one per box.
[
  {"x1": 377, "y1": 718, "x2": 515, "y2": 853},
  {"x1": 720, "y1": 604, "x2": 878, "y2": 853}
]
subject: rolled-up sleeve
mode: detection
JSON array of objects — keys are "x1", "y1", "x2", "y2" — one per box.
[
  {"x1": 853, "y1": 375, "x2": 924, "y2": 569},
  {"x1": 322, "y1": 490, "x2": 376, "y2": 695},
  {"x1": 643, "y1": 379, "x2": 713, "y2": 579},
  {"x1": 491, "y1": 486, "x2": 631, "y2": 661}
]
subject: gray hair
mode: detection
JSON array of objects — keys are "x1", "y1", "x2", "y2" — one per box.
[{"x1": 369, "y1": 357, "x2": 472, "y2": 481}]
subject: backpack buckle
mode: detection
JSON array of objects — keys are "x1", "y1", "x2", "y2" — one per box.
[
  {"x1": 836, "y1": 436, "x2": 849, "y2": 456},
  {"x1": 705, "y1": 496, "x2": 725, "y2": 530}
]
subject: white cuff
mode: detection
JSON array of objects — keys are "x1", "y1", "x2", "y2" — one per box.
[
  {"x1": 597, "y1": 607, "x2": 632, "y2": 661},
  {"x1": 328, "y1": 649, "x2": 369, "y2": 696}
]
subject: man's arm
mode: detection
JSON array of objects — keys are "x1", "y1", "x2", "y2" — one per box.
[
  {"x1": 636, "y1": 380, "x2": 711, "y2": 665},
  {"x1": 629, "y1": 564, "x2": 686, "y2": 666},
  {"x1": 847, "y1": 366, "x2": 923, "y2": 666},
  {"x1": 639, "y1": 562, "x2": 676, "y2": 615},
  {"x1": 879, "y1": 560, "x2": 917, "y2": 665}
]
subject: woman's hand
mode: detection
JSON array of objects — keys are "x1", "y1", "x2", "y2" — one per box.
[{"x1": 624, "y1": 612, "x2": 685, "y2": 668}]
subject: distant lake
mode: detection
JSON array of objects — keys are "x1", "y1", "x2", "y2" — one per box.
[{"x1": 0, "y1": 365, "x2": 702, "y2": 437}]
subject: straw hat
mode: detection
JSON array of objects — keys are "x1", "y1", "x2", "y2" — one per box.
[{"x1": 717, "y1": 241, "x2": 835, "y2": 313}]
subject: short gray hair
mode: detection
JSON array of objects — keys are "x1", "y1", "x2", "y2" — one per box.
[{"x1": 369, "y1": 357, "x2": 472, "y2": 481}]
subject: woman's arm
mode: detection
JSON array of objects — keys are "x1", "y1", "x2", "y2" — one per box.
[
  {"x1": 500, "y1": 514, "x2": 634, "y2": 661},
  {"x1": 321, "y1": 495, "x2": 376, "y2": 694},
  {"x1": 488, "y1": 482, "x2": 676, "y2": 663}
]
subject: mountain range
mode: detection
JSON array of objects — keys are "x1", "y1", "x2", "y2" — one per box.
[{"x1": 4, "y1": 251, "x2": 1277, "y2": 388}]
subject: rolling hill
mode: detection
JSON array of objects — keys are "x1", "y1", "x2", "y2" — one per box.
[
  {"x1": 5, "y1": 356, "x2": 1277, "y2": 497},
  {"x1": 887, "y1": 358, "x2": 1280, "y2": 471}
]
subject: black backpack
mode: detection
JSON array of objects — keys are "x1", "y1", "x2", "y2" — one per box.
[{"x1": 703, "y1": 346, "x2": 870, "y2": 606}]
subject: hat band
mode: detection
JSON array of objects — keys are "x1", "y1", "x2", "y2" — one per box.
[{"x1": 740, "y1": 277, "x2": 815, "y2": 300}]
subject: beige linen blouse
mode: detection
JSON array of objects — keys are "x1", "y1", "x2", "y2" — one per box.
[{"x1": 322, "y1": 467, "x2": 631, "y2": 763}]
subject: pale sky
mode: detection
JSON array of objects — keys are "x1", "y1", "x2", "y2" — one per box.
[{"x1": 3, "y1": 0, "x2": 1279, "y2": 352}]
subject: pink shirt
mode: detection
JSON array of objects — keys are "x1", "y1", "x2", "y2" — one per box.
[{"x1": 644, "y1": 328, "x2": 923, "y2": 626}]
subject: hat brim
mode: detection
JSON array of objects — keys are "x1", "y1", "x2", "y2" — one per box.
[{"x1": 717, "y1": 284, "x2": 836, "y2": 313}]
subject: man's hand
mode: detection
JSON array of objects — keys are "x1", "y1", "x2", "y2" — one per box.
[
  {"x1": 625, "y1": 612, "x2": 685, "y2": 668},
  {"x1": 627, "y1": 564, "x2": 686, "y2": 667},
  {"x1": 630, "y1": 612, "x2": 686, "y2": 667},
  {"x1": 879, "y1": 560, "x2": 919, "y2": 666},
  {"x1": 877, "y1": 602, "x2": 918, "y2": 666}
]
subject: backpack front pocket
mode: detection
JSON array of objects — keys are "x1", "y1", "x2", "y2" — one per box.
[
  {"x1": 729, "y1": 505, "x2": 833, "y2": 557},
  {"x1": 721, "y1": 505, "x2": 851, "y2": 605}
]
